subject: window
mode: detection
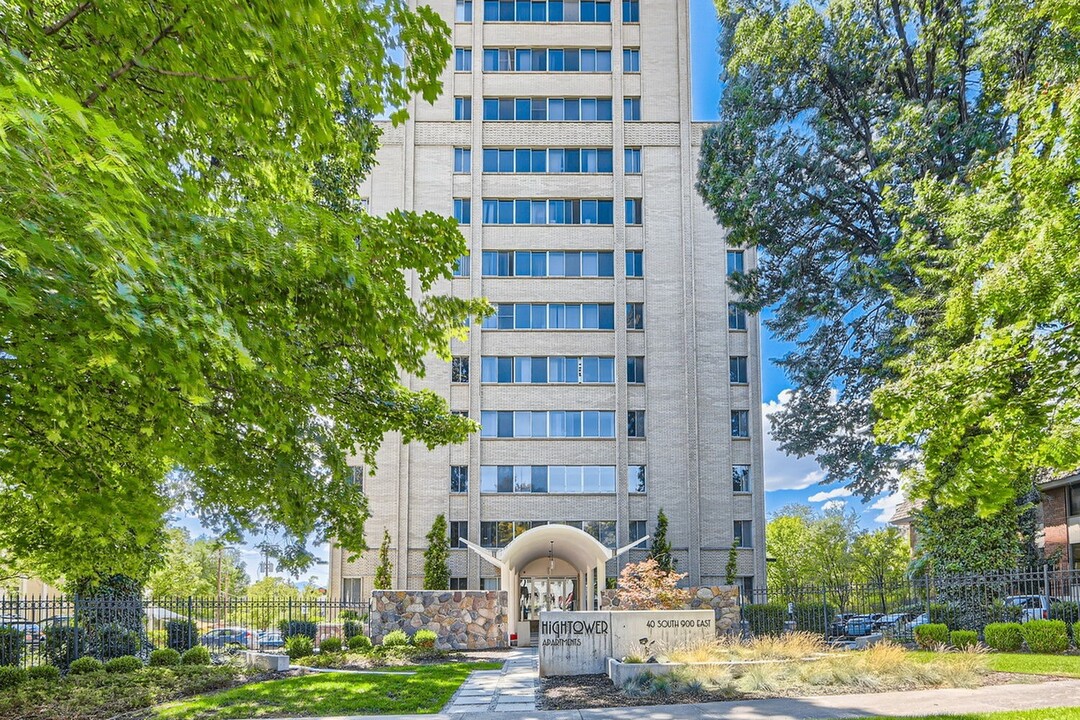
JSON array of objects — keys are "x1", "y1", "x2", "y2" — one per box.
[
  {"x1": 480, "y1": 466, "x2": 616, "y2": 494},
  {"x1": 449, "y1": 577, "x2": 468, "y2": 590},
  {"x1": 739, "y1": 576, "x2": 755, "y2": 597},
  {"x1": 455, "y1": 48, "x2": 473, "y2": 71},
  {"x1": 1069, "y1": 484, "x2": 1080, "y2": 517},
  {"x1": 481, "y1": 577, "x2": 500, "y2": 590},
  {"x1": 342, "y1": 578, "x2": 362, "y2": 603},
  {"x1": 483, "y1": 1, "x2": 612, "y2": 22},
  {"x1": 732, "y1": 464, "x2": 751, "y2": 493},
  {"x1": 454, "y1": 147, "x2": 472, "y2": 173},
  {"x1": 623, "y1": 48, "x2": 640, "y2": 72},
  {"x1": 729, "y1": 356, "x2": 748, "y2": 384},
  {"x1": 457, "y1": 0, "x2": 473, "y2": 21},
  {"x1": 481, "y1": 199, "x2": 614, "y2": 225},
  {"x1": 454, "y1": 96, "x2": 471, "y2": 120},
  {"x1": 481, "y1": 251, "x2": 614, "y2": 277},
  {"x1": 453, "y1": 198, "x2": 471, "y2": 224},
  {"x1": 628, "y1": 410, "x2": 646, "y2": 438},
  {"x1": 626, "y1": 356, "x2": 645, "y2": 384},
  {"x1": 348, "y1": 466, "x2": 364, "y2": 489},
  {"x1": 731, "y1": 410, "x2": 750, "y2": 438},
  {"x1": 453, "y1": 255, "x2": 470, "y2": 277},
  {"x1": 482, "y1": 304, "x2": 616, "y2": 330},
  {"x1": 451, "y1": 466, "x2": 469, "y2": 493},
  {"x1": 451, "y1": 357, "x2": 470, "y2": 383},
  {"x1": 629, "y1": 520, "x2": 647, "y2": 544},
  {"x1": 482, "y1": 148, "x2": 614, "y2": 174},
  {"x1": 480, "y1": 520, "x2": 549, "y2": 548},
  {"x1": 728, "y1": 304, "x2": 748, "y2": 330},
  {"x1": 626, "y1": 302, "x2": 644, "y2": 330},
  {"x1": 481, "y1": 97, "x2": 613, "y2": 122},
  {"x1": 624, "y1": 147, "x2": 642, "y2": 173},
  {"x1": 480, "y1": 411, "x2": 616, "y2": 438},
  {"x1": 629, "y1": 465, "x2": 646, "y2": 493},
  {"x1": 583, "y1": 520, "x2": 617, "y2": 548},
  {"x1": 626, "y1": 250, "x2": 643, "y2": 277},
  {"x1": 481, "y1": 356, "x2": 615, "y2": 383},
  {"x1": 727, "y1": 250, "x2": 744, "y2": 275},
  {"x1": 734, "y1": 520, "x2": 753, "y2": 548},
  {"x1": 449, "y1": 521, "x2": 469, "y2": 548},
  {"x1": 622, "y1": 0, "x2": 639, "y2": 22},
  {"x1": 625, "y1": 198, "x2": 642, "y2": 224},
  {"x1": 624, "y1": 97, "x2": 641, "y2": 120}
]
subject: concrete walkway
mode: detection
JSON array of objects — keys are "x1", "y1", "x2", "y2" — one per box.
[
  {"x1": 444, "y1": 648, "x2": 539, "y2": 713},
  {"x1": 288, "y1": 677, "x2": 1080, "y2": 720}
]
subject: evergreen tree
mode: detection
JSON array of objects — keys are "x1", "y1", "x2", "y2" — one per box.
[
  {"x1": 423, "y1": 515, "x2": 450, "y2": 590},
  {"x1": 725, "y1": 539, "x2": 740, "y2": 586},
  {"x1": 648, "y1": 509, "x2": 675, "y2": 573},
  {"x1": 374, "y1": 529, "x2": 393, "y2": 590}
]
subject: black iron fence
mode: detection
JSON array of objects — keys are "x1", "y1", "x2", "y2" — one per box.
[
  {"x1": 740, "y1": 567, "x2": 1080, "y2": 643},
  {"x1": 0, "y1": 595, "x2": 369, "y2": 668}
]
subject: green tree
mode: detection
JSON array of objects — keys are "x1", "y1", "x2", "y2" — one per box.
[
  {"x1": 697, "y1": 0, "x2": 1054, "y2": 499},
  {"x1": 648, "y1": 508, "x2": 675, "y2": 573},
  {"x1": 0, "y1": 1, "x2": 489, "y2": 581},
  {"x1": 423, "y1": 515, "x2": 450, "y2": 590},
  {"x1": 374, "y1": 529, "x2": 394, "y2": 590},
  {"x1": 245, "y1": 577, "x2": 301, "y2": 630},
  {"x1": 725, "y1": 539, "x2": 740, "y2": 586},
  {"x1": 764, "y1": 508, "x2": 812, "y2": 588},
  {"x1": 146, "y1": 529, "x2": 249, "y2": 598},
  {"x1": 852, "y1": 526, "x2": 909, "y2": 612},
  {"x1": 873, "y1": 3, "x2": 1080, "y2": 514}
]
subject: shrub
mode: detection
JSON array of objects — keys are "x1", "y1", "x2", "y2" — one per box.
[
  {"x1": 791, "y1": 602, "x2": 834, "y2": 636},
  {"x1": 412, "y1": 629, "x2": 438, "y2": 649},
  {"x1": 0, "y1": 627, "x2": 24, "y2": 668},
  {"x1": 94, "y1": 624, "x2": 139, "y2": 660},
  {"x1": 984, "y1": 623, "x2": 1024, "y2": 652},
  {"x1": 1051, "y1": 601, "x2": 1080, "y2": 639},
  {"x1": 1021, "y1": 619, "x2": 1069, "y2": 654},
  {"x1": 914, "y1": 623, "x2": 949, "y2": 649},
  {"x1": 1074, "y1": 622, "x2": 1080, "y2": 648},
  {"x1": 343, "y1": 620, "x2": 363, "y2": 639},
  {"x1": 382, "y1": 630, "x2": 408, "y2": 647},
  {"x1": 43, "y1": 625, "x2": 86, "y2": 670},
  {"x1": 927, "y1": 603, "x2": 963, "y2": 630},
  {"x1": 165, "y1": 619, "x2": 198, "y2": 652},
  {"x1": 279, "y1": 620, "x2": 318, "y2": 640},
  {"x1": 348, "y1": 634, "x2": 372, "y2": 652},
  {"x1": 340, "y1": 610, "x2": 359, "y2": 621},
  {"x1": 319, "y1": 636, "x2": 343, "y2": 653},
  {"x1": 181, "y1": 646, "x2": 211, "y2": 666},
  {"x1": 105, "y1": 655, "x2": 143, "y2": 673},
  {"x1": 26, "y1": 664, "x2": 61, "y2": 683},
  {"x1": 950, "y1": 630, "x2": 978, "y2": 649},
  {"x1": 284, "y1": 635, "x2": 315, "y2": 660},
  {"x1": 743, "y1": 603, "x2": 787, "y2": 636},
  {"x1": 68, "y1": 656, "x2": 105, "y2": 674},
  {"x1": 0, "y1": 666, "x2": 26, "y2": 690},
  {"x1": 150, "y1": 648, "x2": 182, "y2": 667}
]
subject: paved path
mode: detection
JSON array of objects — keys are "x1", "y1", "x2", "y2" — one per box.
[
  {"x1": 444, "y1": 648, "x2": 539, "y2": 714},
  {"x1": 279, "y1": 677, "x2": 1080, "y2": 720}
]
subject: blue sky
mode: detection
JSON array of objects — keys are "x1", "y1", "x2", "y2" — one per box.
[{"x1": 177, "y1": 4, "x2": 901, "y2": 586}]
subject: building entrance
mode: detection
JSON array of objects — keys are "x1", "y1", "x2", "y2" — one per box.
[{"x1": 519, "y1": 576, "x2": 577, "y2": 622}]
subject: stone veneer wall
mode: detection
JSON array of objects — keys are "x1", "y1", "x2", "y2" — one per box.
[
  {"x1": 369, "y1": 590, "x2": 508, "y2": 650},
  {"x1": 600, "y1": 586, "x2": 741, "y2": 635}
]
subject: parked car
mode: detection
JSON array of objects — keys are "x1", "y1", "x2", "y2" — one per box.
[
  {"x1": 829, "y1": 613, "x2": 858, "y2": 637},
  {"x1": 844, "y1": 614, "x2": 884, "y2": 637},
  {"x1": 199, "y1": 627, "x2": 254, "y2": 648},
  {"x1": 0, "y1": 614, "x2": 42, "y2": 645},
  {"x1": 872, "y1": 613, "x2": 913, "y2": 633},
  {"x1": 904, "y1": 612, "x2": 932, "y2": 633},
  {"x1": 1005, "y1": 595, "x2": 1049, "y2": 622},
  {"x1": 257, "y1": 630, "x2": 284, "y2": 650}
]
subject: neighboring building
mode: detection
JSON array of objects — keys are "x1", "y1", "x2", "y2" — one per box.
[
  {"x1": 889, "y1": 498, "x2": 921, "y2": 552},
  {"x1": 1037, "y1": 470, "x2": 1080, "y2": 571},
  {"x1": 329, "y1": 0, "x2": 767, "y2": 637}
]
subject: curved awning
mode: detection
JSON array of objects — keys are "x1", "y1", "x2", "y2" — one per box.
[{"x1": 499, "y1": 524, "x2": 612, "y2": 573}]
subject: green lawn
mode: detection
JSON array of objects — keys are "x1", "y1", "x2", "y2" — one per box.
[
  {"x1": 152, "y1": 662, "x2": 501, "y2": 719},
  {"x1": 984, "y1": 653, "x2": 1080, "y2": 677},
  {"x1": 864, "y1": 710, "x2": 1080, "y2": 720}
]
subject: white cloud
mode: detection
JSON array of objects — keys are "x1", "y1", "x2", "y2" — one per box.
[
  {"x1": 821, "y1": 499, "x2": 848, "y2": 512},
  {"x1": 761, "y1": 390, "x2": 830, "y2": 491},
  {"x1": 807, "y1": 487, "x2": 853, "y2": 503},
  {"x1": 869, "y1": 491, "x2": 905, "y2": 525}
]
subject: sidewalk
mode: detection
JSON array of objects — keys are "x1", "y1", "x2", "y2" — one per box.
[{"x1": 253, "y1": 677, "x2": 1080, "y2": 720}]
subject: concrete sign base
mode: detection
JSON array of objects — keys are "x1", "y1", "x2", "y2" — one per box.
[{"x1": 538, "y1": 609, "x2": 714, "y2": 677}]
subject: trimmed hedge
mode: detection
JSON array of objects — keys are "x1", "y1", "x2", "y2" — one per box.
[
  {"x1": 412, "y1": 629, "x2": 437, "y2": 649},
  {"x1": 319, "y1": 636, "x2": 343, "y2": 653},
  {"x1": 181, "y1": 646, "x2": 211, "y2": 666},
  {"x1": 69, "y1": 656, "x2": 105, "y2": 674},
  {"x1": 0, "y1": 666, "x2": 26, "y2": 690},
  {"x1": 382, "y1": 630, "x2": 408, "y2": 647},
  {"x1": 26, "y1": 664, "x2": 61, "y2": 683},
  {"x1": 348, "y1": 634, "x2": 372, "y2": 651},
  {"x1": 284, "y1": 635, "x2": 314, "y2": 660},
  {"x1": 279, "y1": 620, "x2": 318, "y2": 640},
  {"x1": 743, "y1": 603, "x2": 787, "y2": 637},
  {"x1": 984, "y1": 622, "x2": 1024, "y2": 652},
  {"x1": 149, "y1": 648, "x2": 182, "y2": 667},
  {"x1": 1021, "y1": 619, "x2": 1069, "y2": 654},
  {"x1": 105, "y1": 655, "x2": 143, "y2": 673},
  {"x1": 914, "y1": 623, "x2": 949, "y2": 649},
  {"x1": 950, "y1": 630, "x2": 978, "y2": 649}
]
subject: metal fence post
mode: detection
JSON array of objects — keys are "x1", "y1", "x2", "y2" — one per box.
[
  {"x1": 821, "y1": 587, "x2": 829, "y2": 641},
  {"x1": 925, "y1": 573, "x2": 932, "y2": 621}
]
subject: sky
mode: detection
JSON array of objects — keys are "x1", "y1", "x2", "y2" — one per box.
[{"x1": 177, "y1": 3, "x2": 902, "y2": 587}]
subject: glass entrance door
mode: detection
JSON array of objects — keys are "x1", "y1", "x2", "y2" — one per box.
[{"x1": 519, "y1": 577, "x2": 577, "y2": 621}]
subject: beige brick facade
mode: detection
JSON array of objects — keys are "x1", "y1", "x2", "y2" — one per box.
[{"x1": 330, "y1": 0, "x2": 766, "y2": 607}]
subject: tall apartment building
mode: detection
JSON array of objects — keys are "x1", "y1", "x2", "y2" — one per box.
[{"x1": 329, "y1": 0, "x2": 767, "y2": 636}]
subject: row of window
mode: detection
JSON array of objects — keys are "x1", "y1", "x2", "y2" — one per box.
[
  {"x1": 479, "y1": 251, "x2": 642, "y2": 278},
  {"x1": 456, "y1": 1, "x2": 639, "y2": 24},
  {"x1": 458, "y1": 147, "x2": 641, "y2": 174},
  {"x1": 481, "y1": 303, "x2": 644, "y2": 330},
  {"x1": 454, "y1": 97, "x2": 641, "y2": 122},
  {"x1": 460, "y1": 48, "x2": 639, "y2": 73},
  {"x1": 477, "y1": 519, "x2": 625, "y2": 548},
  {"x1": 456, "y1": 355, "x2": 634, "y2": 384},
  {"x1": 451, "y1": 464, "x2": 751, "y2": 494},
  {"x1": 458, "y1": 198, "x2": 642, "y2": 226},
  {"x1": 479, "y1": 410, "x2": 625, "y2": 438}
]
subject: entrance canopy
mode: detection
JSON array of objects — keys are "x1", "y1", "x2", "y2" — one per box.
[{"x1": 502, "y1": 524, "x2": 611, "y2": 574}]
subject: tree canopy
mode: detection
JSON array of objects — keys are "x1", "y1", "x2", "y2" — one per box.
[
  {"x1": 145, "y1": 528, "x2": 249, "y2": 598},
  {"x1": 0, "y1": 1, "x2": 488, "y2": 581}
]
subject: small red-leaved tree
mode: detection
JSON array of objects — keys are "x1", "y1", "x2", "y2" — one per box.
[{"x1": 615, "y1": 558, "x2": 691, "y2": 609}]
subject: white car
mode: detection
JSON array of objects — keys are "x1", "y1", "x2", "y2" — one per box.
[{"x1": 1004, "y1": 595, "x2": 1049, "y2": 623}]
